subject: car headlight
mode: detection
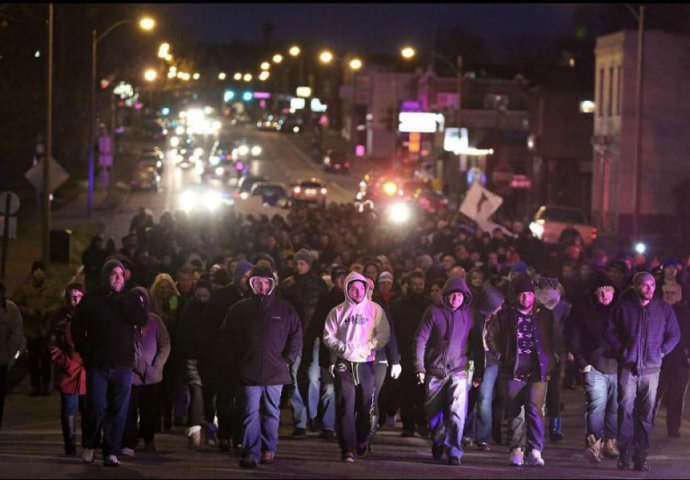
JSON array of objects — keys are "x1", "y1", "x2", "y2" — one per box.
[
  {"x1": 175, "y1": 126, "x2": 185, "y2": 135},
  {"x1": 156, "y1": 160, "x2": 162, "y2": 169},
  {"x1": 170, "y1": 136, "x2": 180, "y2": 148},
  {"x1": 209, "y1": 155, "x2": 220, "y2": 166},
  {"x1": 204, "y1": 191, "x2": 222, "y2": 211},
  {"x1": 215, "y1": 166, "x2": 224, "y2": 176},
  {"x1": 238, "y1": 145, "x2": 249, "y2": 156},
  {"x1": 320, "y1": 187, "x2": 327, "y2": 195},
  {"x1": 194, "y1": 148, "x2": 203, "y2": 157},
  {"x1": 293, "y1": 126, "x2": 300, "y2": 133},
  {"x1": 251, "y1": 145, "x2": 262, "y2": 156},
  {"x1": 240, "y1": 192, "x2": 249, "y2": 200},
  {"x1": 388, "y1": 202, "x2": 411, "y2": 224},
  {"x1": 180, "y1": 190, "x2": 200, "y2": 212}
]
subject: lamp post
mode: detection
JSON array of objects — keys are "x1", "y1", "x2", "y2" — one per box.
[
  {"x1": 88, "y1": 16, "x2": 154, "y2": 217},
  {"x1": 627, "y1": 4, "x2": 644, "y2": 239},
  {"x1": 43, "y1": 3, "x2": 53, "y2": 264}
]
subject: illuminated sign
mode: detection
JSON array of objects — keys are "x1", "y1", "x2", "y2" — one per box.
[
  {"x1": 444, "y1": 128, "x2": 468, "y2": 152},
  {"x1": 290, "y1": 98, "x2": 306, "y2": 110},
  {"x1": 296, "y1": 86, "x2": 312, "y2": 98},
  {"x1": 310, "y1": 98, "x2": 327, "y2": 112},
  {"x1": 253, "y1": 91, "x2": 271, "y2": 99},
  {"x1": 398, "y1": 112, "x2": 443, "y2": 133}
]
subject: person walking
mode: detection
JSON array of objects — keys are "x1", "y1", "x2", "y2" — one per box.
[
  {"x1": 71, "y1": 258, "x2": 148, "y2": 467},
  {"x1": 605, "y1": 271, "x2": 680, "y2": 471},
  {"x1": 12, "y1": 260, "x2": 61, "y2": 396},
  {"x1": 221, "y1": 265, "x2": 302, "y2": 469},
  {"x1": 568, "y1": 270, "x2": 621, "y2": 463},
  {"x1": 486, "y1": 274, "x2": 556, "y2": 467},
  {"x1": 121, "y1": 286, "x2": 170, "y2": 455},
  {"x1": 0, "y1": 279, "x2": 24, "y2": 430},
  {"x1": 413, "y1": 276, "x2": 475, "y2": 466},
  {"x1": 323, "y1": 271, "x2": 390, "y2": 463},
  {"x1": 47, "y1": 283, "x2": 87, "y2": 456}
]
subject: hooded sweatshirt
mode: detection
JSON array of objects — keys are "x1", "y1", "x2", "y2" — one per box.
[
  {"x1": 413, "y1": 276, "x2": 474, "y2": 378},
  {"x1": 323, "y1": 272, "x2": 390, "y2": 363}
]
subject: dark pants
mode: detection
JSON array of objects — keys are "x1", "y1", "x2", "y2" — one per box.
[
  {"x1": 0, "y1": 365, "x2": 6, "y2": 430},
  {"x1": 546, "y1": 360, "x2": 561, "y2": 417},
  {"x1": 334, "y1": 360, "x2": 376, "y2": 454},
  {"x1": 60, "y1": 393, "x2": 85, "y2": 453},
  {"x1": 504, "y1": 377, "x2": 547, "y2": 453},
  {"x1": 83, "y1": 367, "x2": 133, "y2": 456},
  {"x1": 27, "y1": 337, "x2": 51, "y2": 394},
  {"x1": 186, "y1": 359, "x2": 204, "y2": 427},
  {"x1": 398, "y1": 370, "x2": 426, "y2": 433},
  {"x1": 617, "y1": 368, "x2": 659, "y2": 461},
  {"x1": 159, "y1": 355, "x2": 187, "y2": 430},
  {"x1": 198, "y1": 357, "x2": 219, "y2": 424},
  {"x1": 654, "y1": 364, "x2": 690, "y2": 435},
  {"x1": 217, "y1": 379, "x2": 243, "y2": 443},
  {"x1": 123, "y1": 383, "x2": 159, "y2": 449}
]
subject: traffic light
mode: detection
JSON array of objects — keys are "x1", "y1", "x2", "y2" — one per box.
[
  {"x1": 224, "y1": 89, "x2": 235, "y2": 102},
  {"x1": 242, "y1": 91, "x2": 253, "y2": 102}
]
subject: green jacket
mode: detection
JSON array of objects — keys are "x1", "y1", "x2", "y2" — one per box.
[{"x1": 12, "y1": 281, "x2": 61, "y2": 339}]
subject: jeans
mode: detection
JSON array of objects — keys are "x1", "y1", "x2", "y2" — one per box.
[
  {"x1": 618, "y1": 368, "x2": 659, "y2": 459},
  {"x1": 240, "y1": 385, "x2": 283, "y2": 461},
  {"x1": 334, "y1": 360, "x2": 376, "y2": 453},
  {"x1": 319, "y1": 366, "x2": 336, "y2": 431},
  {"x1": 27, "y1": 337, "x2": 51, "y2": 394},
  {"x1": 583, "y1": 367, "x2": 618, "y2": 441},
  {"x1": 123, "y1": 383, "x2": 159, "y2": 448},
  {"x1": 425, "y1": 373, "x2": 469, "y2": 460},
  {"x1": 504, "y1": 378, "x2": 547, "y2": 453},
  {"x1": 474, "y1": 361, "x2": 499, "y2": 444},
  {"x1": 654, "y1": 364, "x2": 690, "y2": 435},
  {"x1": 60, "y1": 393, "x2": 85, "y2": 452},
  {"x1": 84, "y1": 367, "x2": 133, "y2": 456},
  {"x1": 290, "y1": 338, "x2": 321, "y2": 429}
]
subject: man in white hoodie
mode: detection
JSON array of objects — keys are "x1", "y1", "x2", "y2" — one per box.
[{"x1": 323, "y1": 272, "x2": 390, "y2": 463}]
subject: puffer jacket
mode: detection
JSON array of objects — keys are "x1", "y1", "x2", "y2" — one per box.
[
  {"x1": 221, "y1": 274, "x2": 302, "y2": 386},
  {"x1": 604, "y1": 287, "x2": 680, "y2": 375},
  {"x1": 323, "y1": 272, "x2": 390, "y2": 364},
  {"x1": 0, "y1": 300, "x2": 24, "y2": 367},
  {"x1": 487, "y1": 301, "x2": 556, "y2": 381},
  {"x1": 413, "y1": 276, "x2": 474, "y2": 378},
  {"x1": 47, "y1": 306, "x2": 86, "y2": 395}
]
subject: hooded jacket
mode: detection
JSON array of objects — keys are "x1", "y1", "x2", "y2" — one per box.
[
  {"x1": 221, "y1": 268, "x2": 302, "y2": 386},
  {"x1": 567, "y1": 271, "x2": 619, "y2": 374},
  {"x1": 131, "y1": 287, "x2": 170, "y2": 386},
  {"x1": 323, "y1": 272, "x2": 390, "y2": 364},
  {"x1": 71, "y1": 261, "x2": 148, "y2": 369},
  {"x1": 604, "y1": 286, "x2": 680, "y2": 375},
  {"x1": 413, "y1": 276, "x2": 474, "y2": 378}
]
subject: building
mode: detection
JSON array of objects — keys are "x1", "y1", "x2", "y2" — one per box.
[{"x1": 592, "y1": 30, "x2": 690, "y2": 244}]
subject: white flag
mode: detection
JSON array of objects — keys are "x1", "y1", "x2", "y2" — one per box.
[{"x1": 459, "y1": 182, "x2": 503, "y2": 224}]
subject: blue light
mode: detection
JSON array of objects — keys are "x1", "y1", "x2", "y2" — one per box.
[
  {"x1": 161, "y1": 107, "x2": 170, "y2": 116},
  {"x1": 242, "y1": 91, "x2": 253, "y2": 101},
  {"x1": 224, "y1": 90, "x2": 235, "y2": 102}
]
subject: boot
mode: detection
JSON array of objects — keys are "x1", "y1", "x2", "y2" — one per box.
[
  {"x1": 603, "y1": 438, "x2": 619, "y2": 458},
  {"x1": 64, "y1": 415, "x2": 77, "y2": 456},
  {"x1": 186, "y1": 426, "x2": 201, "y2": 449},
  {"x1": 368, "y1": 414, "x2": 379, "y2": 443},
  {"x1": 584, "y1": 434, "x2": 602, "y2": 463},
  {"x1": 549, "y1": 417, "x2": 564, "y2": 442},
  {"x1": 617, "y1": 449, "x2": 632, "y2": 470}
]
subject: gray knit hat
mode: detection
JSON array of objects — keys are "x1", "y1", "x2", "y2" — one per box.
[{"x1": 294, "y1": 248, "x2": 313, "y2": 266}]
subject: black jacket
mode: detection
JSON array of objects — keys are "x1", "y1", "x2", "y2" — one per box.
[
  {"x1": 390, "y1": 292, "x2": 431, "y2": 369},
  {"x1": 663, "y1": 303, "x2": 690, "y2": 368},
  {"x1": 308, "y1": 287, "x2": 344, "y2": 368},
  {"x1": 414, "y1": 277, "x2": 474, "y2": 378},
  {"x1": 280, "y1": 271, "x2": 328, "y2": 335},
  {"x1": 72, "y1": 287, "x2": 148, "y2": 369},
  {"x1": 221, "y1": 291, "x2": 302, "y2": 386},
  {"x1": 605, "y1": 288, "x2": 680, "y2": 375},
  {"x1": 486, "y1": 302, "x2": 556, "y2": 381}
]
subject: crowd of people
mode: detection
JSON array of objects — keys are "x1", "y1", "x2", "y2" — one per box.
[{"x1": 1, "y1": 200, "x2": 689, "y2": 472}]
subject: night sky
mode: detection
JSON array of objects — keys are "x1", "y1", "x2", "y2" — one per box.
[{"x1": 154, "y1": 4, "x2": 575, "y2": 55}]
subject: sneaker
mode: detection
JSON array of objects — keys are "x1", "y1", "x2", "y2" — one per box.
[
  {"x1": 525, "y1": 450, "x2": 545, "y2": 467},
  {"x1": 431, "y1": 443, "x2": 444, "y2": 461},
  {"x1": 341, "y1": 451, "x2": 355, "y2": 463},
  {"x1": 356, "y1": 442, "x2": 369, "y2": 456},
  {"x1": 634, "y1": 460, "x2": 650, "y2": 472},
  {"x1": 239, "y1": 457, "x2": 258, "y2": 469},
  {"x1": 81, "y1": 448, "x2": 95, "y2": 464},
  {"x1": 120, "y1": 447, "x2": 135, "y2": 457},
  {"x1": 584, "y1": 435, "x2": 602, "y2": 463},
  {"x1": 448, "y1": 456, "x2": 461, "y2": 466},
  {"x1": 602, "y1": 438, "x2": 619, "y2": 458},
  {"x1": 461, "y1": 436, "x2": 474, "y2": 448},
  {"x1": 509, "y1": 447, "x2": 524, "y2": 466},
  {"x1": 261, "y1": 451, "x2": 275, "y2": 464},
  {"x1": 318, "y1": 430, "x2": 336, "y2": 440},
  {"x1": 291, "y1": 427, "x2": 307, "y2": 436},
  {"x1": 477, "y1": 442, "x2": 491, "y2": 452},
  {"x1": 186, "y1": 426, "x2": 201, "y2": 449},
  {"x1": 103, "y1": 454, "x2": 120, "y2": 467},
  {"x1": 143, "y1": 441, "x2": 157, "y2": 453}
]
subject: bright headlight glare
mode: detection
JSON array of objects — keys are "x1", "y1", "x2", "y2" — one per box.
[
  {"x1": 238, "y1": 145, "x2": 249, "y2": 156},
  {"x1": 170, "y1": 136, "x2": 180, "y2": 148},
  {"x1": 215, "y1": 166, "x2": 224, "y2": 176},
  {"x1": 240, "y1": 192, "x2": 249, "y2": 200},
  {"x1": 175, "y1": 126, "x2": 185, "y2": 135},
  {"x1": 388, "y1": 202, "x2": 411, "y2": 224},
  {"x1": 180, "y1": 190, "x2": 199, "y2": 212},
  {"x1": 251, "y1": 145, "x2": 262, "y2": 156},
  {"x1": 209, "y1": 156, "x2": 220, "y2": 166},
  {"x1": 529, "y1": 221, "x2": 544, "y2": 238},
  {"x1": 204, "y1": 191, "x2": 222, "y2": 211}
]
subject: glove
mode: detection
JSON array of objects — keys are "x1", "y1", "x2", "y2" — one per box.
[
  {"x1": 390, "y1": 364, "x2": 402, "y2": 379},
  {"x1": 416, "y1": 371, "x2": 425, "y2": 385},
  {"x1": 582, "y1": 364, "x2": 592, "y2": 373}
]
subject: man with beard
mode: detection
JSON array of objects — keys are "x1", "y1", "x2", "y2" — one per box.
[{"x1": 604, "y1": 271, "x2": 680, "y2": 472}]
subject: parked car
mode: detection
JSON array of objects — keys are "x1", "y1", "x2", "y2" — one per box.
[
  {"x1": 235, "y1": 174, "x2": 268, "y2": 200},
  {"x1": 130, "y1": 161, "x2": 161, "y2": 192},
  {"x1": 529, "y1": 205, "x2": 598, "y2": 246},
  {"x1": 323, "y1": 150, "x2": 350, "y2": 174},
  {"x1": 139, "y1": 146, "x2": 165, "y2": 173},
  {"x1": 250, "y1": 181, "x2": 290, "y2": 207},
  {"x1": 291, "y1": 178, "x2": 327, "y2": 207}
]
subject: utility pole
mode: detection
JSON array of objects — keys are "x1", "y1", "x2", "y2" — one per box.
[
  {"x1": 630, "y1": 5, "x2": 645, "y2": 240},
  {"x1": 43, "y1": 3, "x2": 53, "y2": 264}
]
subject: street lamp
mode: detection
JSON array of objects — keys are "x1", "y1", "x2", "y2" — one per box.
[
  {"x1": 143, "y1": 68, "x2": 157, "y2": 82},
  {"x1": 88, "y1": 15, "x2": 155, "y2": 216}
]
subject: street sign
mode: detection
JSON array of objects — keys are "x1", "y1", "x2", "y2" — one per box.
[
  {"x1": 24, "y1": 156, "x2": 70, "y2": 194},
  {"x1": 0, "y1": 191, "x2": 20, "y2": 216}
]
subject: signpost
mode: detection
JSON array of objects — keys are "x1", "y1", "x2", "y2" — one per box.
[{"x1": 0, "y1": 191, "x2": 20, "y2": 281}]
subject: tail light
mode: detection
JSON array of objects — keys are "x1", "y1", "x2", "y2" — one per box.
[{"x1": 591, "y1": 228, "x2": 598, "y2": 240}]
